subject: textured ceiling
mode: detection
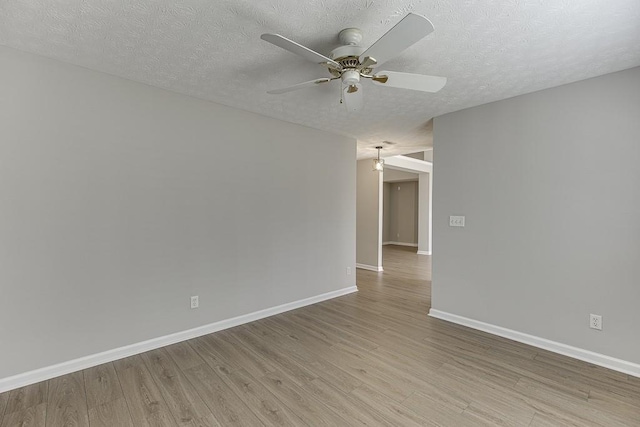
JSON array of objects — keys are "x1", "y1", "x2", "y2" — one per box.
[{"x1": 1, "y1": 0, "x2": 639, "y2": 158}]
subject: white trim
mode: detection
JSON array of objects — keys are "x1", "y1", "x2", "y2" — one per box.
[
  {"x1": 428, "y1": 169, "x2": 433, "y2": 254},
  {"x1": 0, "y1": 286, "x2": 358, "y2": 393},
  {"x1": 384, "y1": 155, "x2": 432, "y2": 173},
  {"x1": 383, "y1": 241, "x2": 418, "y2": 247},
  {"x1": 428, "y1": 309, "x2": 640, "y2": 378},
  {"x1": 417, "y1": 250, "x2": 432, "y2": 255},
  {"x1": 356, "y1": 263, "x2": 384, "y2": 272},
  {"x1": 377, "y1": 171, "x2": 384, "y2": 271}
]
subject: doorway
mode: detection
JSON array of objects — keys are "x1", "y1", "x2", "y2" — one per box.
[{"x1": 355, "y1": 149, "x2": 432, "y2": 273}]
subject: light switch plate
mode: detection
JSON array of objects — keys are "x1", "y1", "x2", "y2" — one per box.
[{"x1": 449, "y1": 216, "x2": 465, "y2": 227}]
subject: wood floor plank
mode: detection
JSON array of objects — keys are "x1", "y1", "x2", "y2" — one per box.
[
  {"x1": 402, "y1": 384, "x2": 469, "y2": 414},
  {"x1": 211, "y1": 366, "x2": 305, "y2": 426},
  {"x1": 242, "y1": 321, "x2": 363, "y2": 394},
  {"x1": 402, "y1": 390, "x2": 472, "y2": 426},
  {"x1": 305, "y1": 302, "x2": 387, "y2": 334},
  {"x1": 46, "y1": 372, "x2": 89, "y2": 427},
  {"x1": 436, "y1": 364, "x2": 600, "y2": 427},
  {"x1": 446, "y1": 353, "x2": 522, "y2": 389},
  {"x1": 302, "y1": 378, "x2": 386, "y2": 426},
  {"x1": 200, "y1": 332, "x2": 275, "y2": 378},
  {"x1": 514, "y1": 376, "x2": 632, "y2": 427},
  {"x1": 527, "y1": 411, "x2": 608, "y2": 427},
  {"x1": 268, "y1": 315, "x2": 334, "y2": 350},
  {"x1": 437, "y1": 360, "x2": 519, "y2": 395},
  {"x1": 164, "y1": 341, "x2": 205, "y2": 372},
  {"x1": 257, "y1": 369, "x2": 348, "y2": 426},
  {"x1": 263, "y1": 316, "x2": 332, "y2": 355},
  {"x1": 112, "y1": 355, "x2": 142, "y2": 373},
  {"x1": 233, "y1": 326, "x2": 318, "y2": 388},
  {"x1": 183, "y1": 364, "x2": 263, "y2": 426},
  {"x1": 114, "y1": 355, "x2": 176, "y2": 427},
  {"x1": 460, "y1": 393, "x2": 536, "y2": 426},
  {"x1": 88, "y1": 398, "x2": 134, "y2": 427},
  {"x1": 290, "y1": 311, "x2": 379, "y2": 351},
  {"x1": 374, "y1": 342, "x2": 446, "y2": 376},
  {"x1": 587, "y1": 388, "x2": 640, "y2": 422},
  {"x1": 139, "y1": 348, "x2": 220, "y2": 427},
  {"x1": 349, "y1": 384, "x2": 429, "y2": 427},
  {"x1": 4, "y1": 382, "x2": 47, "y2": 418},
  {"x1": 83, "y1": 362, "x2": 123, "y2": 409},
  {"x1": 455, "y1": 346, "x2": 592, "y2": 400},
  {"x1": 319, "y1": 351, "x2": 413, "y2": 402},
  {"x1": 0, "y1": 393, "x2": 8, "y2": 421},
  {"x1": 1, "y1": 403, "x2": 46, "y2": 427},
  {"x1": 528, "y1": 412, "x2": 570, "y2": 427},
  {"x1": 378, "y1": 328, "x2": 448, "y2": 362},
  {"x1": 188, "y1": 337, "x2": 236, "y2": 373},
  {"x1": 322, "y1": 342, "x2": 428, "y2": 402}
]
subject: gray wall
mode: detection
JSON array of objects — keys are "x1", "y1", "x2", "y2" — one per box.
[
  {"x1": 432, "y1": 66, "x2": 640, "y2": 364},
  {"x1": 383, "y1": 183, "x2": 391, "y2": 243},
  {"x1": 418, "y1": 173, "x2": 431, "y2": 254},
  {"x1": 387, "y1": 181, "x2": 419, "y2": 245},
  {"x1": 0, "y1": 46, "x2": 356, "y2": 379},
  {"x1": 404, "y1": 152, "x2": 425, "y2": 160},
  {"x1": 356, "y1": 160, "x2": 382, "y2": 268}
]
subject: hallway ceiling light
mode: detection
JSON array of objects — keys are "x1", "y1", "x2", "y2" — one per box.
[{"x1": 373, "y1": 146, "x2": 384, "y2": 171}]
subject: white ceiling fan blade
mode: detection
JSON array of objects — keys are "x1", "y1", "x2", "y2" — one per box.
[
  {"x1": 342, "y1": 83, "x2": 363, "y2": 112},
  {"x1": 267, "y1": 78, "x2": 332, "y2": 94},
  {"x1": 359, "y1": 13, "x2": 434, "y2": 68},
  {"x1": 261, "y1": 34, "x2": 341, "y2": 68},
  {"x1": 372, "y1": 71, "x2": 446, "y2": 93}
]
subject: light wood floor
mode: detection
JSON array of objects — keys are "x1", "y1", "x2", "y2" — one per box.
[{"x1": 2, "y1": 246, "x2": 639, "y2": 426}]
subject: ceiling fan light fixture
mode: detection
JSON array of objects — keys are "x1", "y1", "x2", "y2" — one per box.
[
  {"x1": 373, "y1": 146, "x2": 384, "y2": 172},
  {"x1": 341, "y1": 69, "x2": 360, "y2": 86}
]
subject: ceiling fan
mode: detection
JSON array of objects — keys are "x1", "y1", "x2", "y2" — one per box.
[{"x1": 261, "y1": 13, "x2": 446, "y2": 112}]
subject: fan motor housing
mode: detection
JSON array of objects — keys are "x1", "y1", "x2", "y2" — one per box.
[
  {"x1": 329, "y1": 28, "x2": 370, "y2": 77},
  {"x1": 332, "y1": 29, "x2": 365, "y2": 61},
  {"x1": 327, "y1": 55, "x2": 373, "y2": 78},
  {"x1": 330, "y1": 45, "x2": 365, "y2": 62}
]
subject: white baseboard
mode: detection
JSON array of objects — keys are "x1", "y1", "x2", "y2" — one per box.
[
  {"x1": 0, "y1": 286, "x2": 358, "y2": 393},
  {"x1": 417, "y1": 250, "x2": 432, "y2": 255},
  {"x1": 355, "y1": 263, "x2": 384, "y2": 272},
  {"x1": 428, "y1": 309, "x2": 640, "y2": 378},
  {"x1": 383, "y1": 241, "x2": 418, "y2": 247}
]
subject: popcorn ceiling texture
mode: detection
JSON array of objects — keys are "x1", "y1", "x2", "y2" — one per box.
[{"x1": 1, "y1": 0, "x2": 639, "y2": 157}]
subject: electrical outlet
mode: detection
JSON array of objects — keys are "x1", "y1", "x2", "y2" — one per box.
[
  {"x1": 191, "y1": 296, "x2": 199, "y2": 309},
  {"x1": 346, "y1": 267, "x2": 351, "y2": 275},
  {"x1": 449, "y1": 216, "x2": 466, "y2": 227},
  {"x1": 590, "y1": 314, "x2": 602, "y2": 330}
]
